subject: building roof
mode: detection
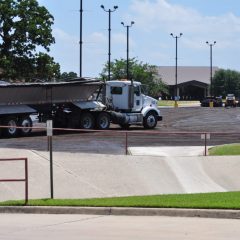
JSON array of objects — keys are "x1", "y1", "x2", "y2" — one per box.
[{"x1": 157, "y1": 66, "x2": 219, "y2": 86}]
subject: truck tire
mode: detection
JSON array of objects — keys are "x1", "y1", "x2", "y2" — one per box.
[
  {"x1": 143, "y1": 112, "x2": 157, "y2": 129},
  {"x1": 80, "y1": 112, "x2": 95, "y2": 129},
  {"x1": 19, "y1": 116, "x2": 32, "y2": 136},
  {"x1": 2, "y1": 117, "x2": 19, "y2": 137},
  {"x1": 96, "y1": 112, "x2": 110, "y2": 130}
]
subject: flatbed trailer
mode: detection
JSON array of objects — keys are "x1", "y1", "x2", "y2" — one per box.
[{"x1": 0, "y1": 79, "x2": 106, "y2": 137}]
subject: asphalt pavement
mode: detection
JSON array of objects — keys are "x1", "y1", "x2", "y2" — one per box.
[{"x1": 1, "y1": 214, "x2": 240, "y2": 240}]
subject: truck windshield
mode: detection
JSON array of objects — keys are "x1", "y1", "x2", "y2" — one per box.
[{"x1": 140, "y1": 84, "x2": 148, "y2": 95}]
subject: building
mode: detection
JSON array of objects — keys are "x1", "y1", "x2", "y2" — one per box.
[{"x1": 157, "y1": 66, "x2": 219, "y2": 100}]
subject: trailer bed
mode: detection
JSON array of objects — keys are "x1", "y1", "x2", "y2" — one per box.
[{"x1": 0, "y1": 80, "x2": 102, "y2": 106}]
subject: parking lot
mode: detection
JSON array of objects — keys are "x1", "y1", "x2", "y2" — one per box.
[
  {"x1": 0, "y1": 106, "x2": 240, "y2": 153},
  {"x1": 0, "y1": 106, "x2": 239, "y2": 154}
]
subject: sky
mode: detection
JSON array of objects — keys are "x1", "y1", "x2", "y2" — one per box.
[{"x1": 37, "y1": 0, "x2": 240, "y2": 77}]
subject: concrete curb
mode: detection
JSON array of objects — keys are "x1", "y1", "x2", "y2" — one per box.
[{"x1": 0, "y1": 206, "x2": 240, "y2": 219}]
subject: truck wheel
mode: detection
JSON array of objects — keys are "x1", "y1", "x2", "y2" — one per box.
[
  {"x1": 96, "y1": 112, "x2": 110, "y2": 130},
  {"x1": 143, "y1": 112, "x2": 157, "y2": 129},
  {"x1": 80, "y1": 112, "x2": 95, "y2": 129},
  {"x1": 2, "y1": 117, "x2": 19, "y2": 137},
  {"x1": 19, "y1": 116, "x2": 32, "y2": 136}
]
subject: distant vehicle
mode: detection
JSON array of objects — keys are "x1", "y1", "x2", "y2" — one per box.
[
  {"x1": 200, "y1": 96, "x2": 222, "y2": 107},
  {"x1": 225, "y1": 94, "x2": 237, "y2": 107},
  {"x1": 0, "y1": 80, "x2": 10, "y2": 86}
]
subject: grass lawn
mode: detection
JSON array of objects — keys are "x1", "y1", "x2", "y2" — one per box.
[
  {"x1": 209, "y1": 143, "x2": 240, "y2": 156},
  {"x1": 158, "y1": 100, "x2": 200, "y2": 107},
  {"x1": 1, "y1": 192, "x2": 240, "y2": 209}
]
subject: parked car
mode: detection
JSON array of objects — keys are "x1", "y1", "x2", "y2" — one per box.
[
  {"x1": 201, "y1": 96, "x2": 223, "y2": 107},
  {"x1": 225, "y1": 94, "x2": 237, "y2": 107}
]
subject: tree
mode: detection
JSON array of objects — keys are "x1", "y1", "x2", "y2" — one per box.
[
  {"x1": 212, "y1": 69, "x2": 240, "y2": 97},
  {"x1": 34, "y1": 53, "x2": 60, "y2": 81},
  {"x1": 100, "y1": 58, "x2": 169, "y2": 97},
  {"x1": 0, "y1": 0, "x2": 55, "y2": 80},
  {"x1": 60, "y1": 72, "x2": 78, "y2": 80}
]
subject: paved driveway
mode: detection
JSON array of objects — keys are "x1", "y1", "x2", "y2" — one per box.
[{"x1": 1, "y1": 214, "x2": 240, "y2": 240}]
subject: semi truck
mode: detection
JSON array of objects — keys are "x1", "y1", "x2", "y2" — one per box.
[{"x1": 0, "y1": 78, "x2": 162, "y2": 137}]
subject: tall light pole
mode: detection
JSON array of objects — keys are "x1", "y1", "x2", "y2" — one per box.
[
  {"x1": 206, "y1": 41, "x2": 216, "y2": 96},
  {"x1": 121, "y1": 21, "x2": 134, "y2": 81},
  {"x1": 79, "y1": 0, "x2": 83, "y2": 78},
  {"x1": 101, "y1": 5, "x2": 118, "y2": 82},
  {"x1": 170, "y1": 33, "x2": 183, "y2": 108}
]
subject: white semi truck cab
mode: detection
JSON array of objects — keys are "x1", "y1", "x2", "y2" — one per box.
[{"x1": 105, "y1": 80, "x2": 162, "y2": 129}]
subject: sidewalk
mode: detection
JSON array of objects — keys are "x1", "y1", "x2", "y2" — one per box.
[{"x1": 0, "y1": 147, "x2": 240, "y2": 218}]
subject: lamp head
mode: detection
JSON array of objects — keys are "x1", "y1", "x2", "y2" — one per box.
[
  {"x1": 214, "y1": 41, "x2": 216, "y2": 44},
  {"x1": 180, "y1": 33, "x2": 183, "y2": 36},
  {"x1": 114, "y1": 5, "x2": 118, "y2": 10},
  {"x1": 100, "y1": 5, "x2": 104, "y2": 9},
  {"x1": 131, "y1": 21, "x2": 135, "y2": 25},
  {"x1": 121, "y1": 22, "x2": 124, "y2": 26}
]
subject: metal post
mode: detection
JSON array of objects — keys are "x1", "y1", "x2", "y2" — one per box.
[
  {"x1": 79, "y1": 0, "x2": 83, "y2": 78},
  {"x1": 125, "y1": 132, "x2": 128, "y2": 155},
  {"x1": 204, "y1": 133, "x2": 207, "y2": 156},
  {"x1": 175, "y1": 36, "x2": 178, "y2": 101},
  {"x1": 127, "y1": 26, "x2": 129, "y2": 80},
  {"x1": 49, "y1": 136, "x2": 53, "y2": 199},
  {"x1": 170, "y1": 33, "x2": 183, "y2": 108},
  {"x1": 101, "y1": 5, "x2": 118, "y2": 82},
  {"x1": 25, "y1": 158, "x2": 28, "y2": 205},
  {"x1": 108, "y1": 10, "x2": 111, "y2": 82},
  {"x1": 210, "y1": 45, "x2": 212, "y2": 96},
  {"x1": 206, "y1": 41, "x2": 216, "y2": 96},
  {"x1": 121, "y1": 21, "x2": 134, "y2": 81},
  {"x1": 47, "y1": 120, "x2": 54, "y2": 199},
  {"x1": 121, "y1": 21, "x2": 135, "y2": 109}
]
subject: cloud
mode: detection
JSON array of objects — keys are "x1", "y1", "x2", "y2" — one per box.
[
  {"x1": 53, "y1": 28, "x2": 78, "y2": 46},
  {"x1": 129, "y1": 0, "x2": 240, "y2": 49}
]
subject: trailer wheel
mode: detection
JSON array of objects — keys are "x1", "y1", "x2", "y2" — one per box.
[
  {"x1": 2, "y1": 117, "x2": 19, "y2": 137},
  {"x1": 19, "y1": 116, "x2": 32, "y2": 136},
  {"x1": 80, "y1": 112, "x2": 95, "y2": 129},
  {"x1": 143, "y1": 112, "x2": 157, "y2": 129},
  {"x1": 96, "y1": 112, "x2": 110, "y2": 130}
]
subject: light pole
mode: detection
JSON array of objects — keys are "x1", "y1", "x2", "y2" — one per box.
[
  {"x1": 206, "y1": 41, "x2": 216, "y2": 96},
  {"x1": 170, "y1": 33, "x2": 183, "y2": 108},
  {"x1": 101, "y1": 5, "x2": 118, "y2": 82},
  {"x1": 79, "y1": 0, "x2": 83, "y2": 78},
  {"x1": 121, "y1": 21, "x2": 134, "y2": 81}
]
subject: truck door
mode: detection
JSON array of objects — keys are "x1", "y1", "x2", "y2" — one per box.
[{"x1": 132, "y1": 85, "x2": 142, "y2": 112}]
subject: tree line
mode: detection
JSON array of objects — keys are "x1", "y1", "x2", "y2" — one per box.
[{"x1": 212, "y1": 69, "x2": 240, "y2": 97}]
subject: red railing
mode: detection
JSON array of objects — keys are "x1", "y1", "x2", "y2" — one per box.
[{"x1": 0, "y1": 158, "x2": 28, "y2": 205}]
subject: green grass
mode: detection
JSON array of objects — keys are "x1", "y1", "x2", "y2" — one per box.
[
  {"x1": 209, "y1": 144, "x2": 240, "y2": 156},
  {"x1": 2, "y1": 192, "x2": 240, "y2": 209},
  {"x1": 158, "y1": 100, "x2": 200, "y2": 107}
]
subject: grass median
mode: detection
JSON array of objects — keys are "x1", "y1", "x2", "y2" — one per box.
[
  {"x1": 209, "y1": 143, "x2": 240, "y2": 156},
  {"x1": 1, "y1": 191, "x2": 240, "y2": 209},
  {"x1": 158, "y1": 100, "x2": 200, "y2": 107}
]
